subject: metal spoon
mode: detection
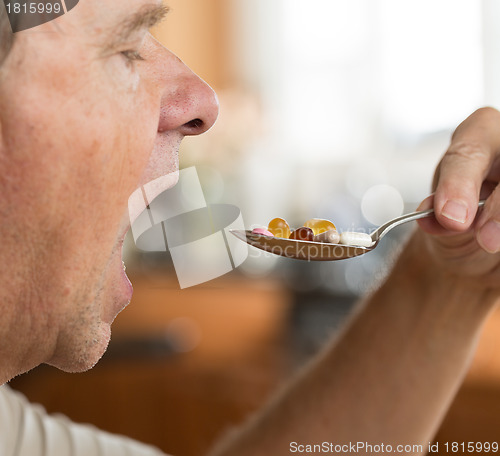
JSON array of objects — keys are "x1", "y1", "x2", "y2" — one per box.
[{"x1": 230, "y1": 200, "x2": 485, "y2": 261}]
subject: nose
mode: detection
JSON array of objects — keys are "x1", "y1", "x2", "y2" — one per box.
[{"x1": 147, "y1": 36, "x2": 219, "y2": 136}]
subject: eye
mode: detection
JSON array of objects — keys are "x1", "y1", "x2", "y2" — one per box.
[{"x1": 120, "y1": 50, "x2": 145, "y2": 67}]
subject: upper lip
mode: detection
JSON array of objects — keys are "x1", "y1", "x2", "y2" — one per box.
[
  {"x1": 127, "y1": 171, "x2": 180, "y2": 229},
  {"x1": 120, "y1": 227, "x2": 130, "y2": 241}
]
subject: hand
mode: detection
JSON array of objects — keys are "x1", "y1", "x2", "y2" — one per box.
[{"x1": 417, "y1": 107, "x2": 500, "y2": 288}]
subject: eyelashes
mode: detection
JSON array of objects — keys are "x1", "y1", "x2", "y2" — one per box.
[{"x1": 121, "y1": 50, "x2": 145, "y2": 67}]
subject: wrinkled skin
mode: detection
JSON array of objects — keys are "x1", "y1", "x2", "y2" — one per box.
[
  {"x1": 417, "y1": 107, "x2": 500, "y2": 290},
  {"x1": 0, "y1": 0, "x2": 219, "y2": 380}
]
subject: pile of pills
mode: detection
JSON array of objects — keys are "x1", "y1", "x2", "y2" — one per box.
[{"x1": 251, "y1": 217, "x2": 373, "y2": 248}]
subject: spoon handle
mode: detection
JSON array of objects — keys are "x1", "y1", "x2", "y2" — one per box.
[{"x1": 370, "y1": 200, "x2": 486, "y2": 242}]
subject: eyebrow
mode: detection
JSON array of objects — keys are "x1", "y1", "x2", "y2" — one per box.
[{"x1": 113, "y1": 3, "x2": 170, "y2": 42}]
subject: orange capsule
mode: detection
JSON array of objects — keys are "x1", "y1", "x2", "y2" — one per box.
[
  {"x1": 268, "y1": 217, "x2": 291, "y2": 238},
  {"x1": 304, "y1": 218, "x2": 336, "y2": 236},
  {"x1": 289, "y1": 226, "x2": 314, "y2": 241}
]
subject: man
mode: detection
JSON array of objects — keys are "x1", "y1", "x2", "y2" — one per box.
[{"x1": 0, "y1": 0, "x2": 499, "y2": 455}]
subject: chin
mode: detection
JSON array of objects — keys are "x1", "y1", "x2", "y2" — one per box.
[
  {"x1": 44, "y1": 235, "x2": 132, "y2": 374},
  {"x1": 47, "y1": 322, "x2": 112, "y2": 373},
  {"x1": 47, "y1": 257, "x2": 131, "y2": 373}
]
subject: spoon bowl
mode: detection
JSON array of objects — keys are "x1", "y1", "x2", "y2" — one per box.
[
  {"x1": 230, "y1": 230, "x2": 371, "y2": 261},
  {"x1": 230, "y1": 200, "x2": 485, "y2": 261}
]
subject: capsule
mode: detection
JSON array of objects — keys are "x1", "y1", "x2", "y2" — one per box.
[
  {"x1": 268, "y1": 217, "x2": 291, "y2": 238},
  {"x1": 339, "y1": 232, "x2": 373, "y2": 247},
  {"x1": 313, "y1": 229, "x2": 340, "y2": 244},
  {"x1": 304, "y1": 218, "x2": 336, "y2": 236},
  {"x1": 289, "y1": 226, "x2": 315, "y2": 241}
]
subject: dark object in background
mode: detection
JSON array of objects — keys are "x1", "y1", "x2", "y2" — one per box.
[{"x1": 4, "y1": 0, "x2": 79, "y2": 33}]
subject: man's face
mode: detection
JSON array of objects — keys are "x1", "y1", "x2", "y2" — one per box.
[{"x1": 0, "y1": 0, "x2": 218, "y2": 375}]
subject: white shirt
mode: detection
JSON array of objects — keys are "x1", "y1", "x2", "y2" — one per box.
[{"x1": 0, "y1": 385, "x2": 168, "y2": 456}]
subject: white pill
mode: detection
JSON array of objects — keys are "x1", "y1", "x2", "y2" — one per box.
[
  {"x1": 313, "y1": 229, "x2": 340, "y2": 244},
  {"x1": 339, "y1": 232, "x2": 373, "y2": 247}
]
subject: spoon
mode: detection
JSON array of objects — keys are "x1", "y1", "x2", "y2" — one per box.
[{"x1": 230, "y1": 200, "x2": 485, "y2": 261}]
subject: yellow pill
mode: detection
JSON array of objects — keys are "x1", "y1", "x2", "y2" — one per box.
[
  {"x1": 304, "y1": 218, "x2": 336, "y2": 236},
  {"x1": 268, "y1": 217, "x2": 291, "y2": 238}
]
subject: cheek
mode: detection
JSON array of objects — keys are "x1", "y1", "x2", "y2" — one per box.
[
  {"x1": 103, "y1": 55, "x2": 142, "y2": 94},
  {"x1": 111, "y1": 94, "x2": 160, "y2": 197},
  {"x1": 62, "y1": 65, "x2": 160, "y2": 205},
  {"x1": 1, "y1": 39, "x2": 163, "y2": 223},
  {"x1": 5, "y1": 83, "x2": 156, "y2": 235}
]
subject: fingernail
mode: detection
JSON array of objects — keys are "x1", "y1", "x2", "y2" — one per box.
[
  {"x1": 441, "y1": 200, "x2": 468, "y2": 224},
  {"x1": 478, "y1": 220, "x2": 500, "y2": 254}
]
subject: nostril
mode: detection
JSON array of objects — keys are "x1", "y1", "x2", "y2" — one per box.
[{"x1": 184, "y1": 118, "x2": 204, "y2": 131}]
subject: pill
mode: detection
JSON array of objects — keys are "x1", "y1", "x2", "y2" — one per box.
[
  {"x1": 339, "y1": 232, "x2": 373, "y2": 247},
  {"x1": 289, "y1": 226, "x2": 315, "y2": 241},
  {"x1": 313, "y1": 229, "x2": 340, "y2": 244},
  {"x1": 304, "y1": 218, "x2": 336, "y2": 235},
  {"x1": 268, "y1": 217, "x2": 291, "y2": 238},
  {"x1": 252, "y1": 227, "x2": 274, "y2": 236}
]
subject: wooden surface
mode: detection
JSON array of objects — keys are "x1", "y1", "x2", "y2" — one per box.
[{"x1": 9, "y1": 271, "x2": 500, "y2": 455}]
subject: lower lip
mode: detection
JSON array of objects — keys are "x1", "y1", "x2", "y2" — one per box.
[
  {"x1": 121, "y1": 264, "x2": 133, "y2": 301},
  {"x1": 104, "y1": 264, "x2": 132, "y2": 325},
  {"x1": 107, "y1": 247, "x2": 133, "y2": 322},
  {"x1": 118, "y1": 237, "x2": 133, "y2": 299}
]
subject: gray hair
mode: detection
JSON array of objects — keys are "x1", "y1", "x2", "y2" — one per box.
[{"x1": 0, "y1": 2, "x2": 13, "y2": 66}]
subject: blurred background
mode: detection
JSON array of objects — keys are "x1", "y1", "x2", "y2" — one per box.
[{"x1": 10, "y1": 1, "x2": 500, "y2": 455}]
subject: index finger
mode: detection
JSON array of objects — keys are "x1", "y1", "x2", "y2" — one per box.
[{"x1": 433, "y1": 107, "x2": 500, "y2": 231}]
